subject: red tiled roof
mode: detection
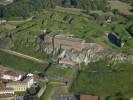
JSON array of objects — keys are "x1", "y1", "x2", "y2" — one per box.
[
  {"x1": 80, "y1": 95, "x2": 98, "y2": 100},
  {"x1": 4, "y1": 71, "x2": 20, "y2": 77},
  {"x1": 0, "y1": 93, "x2": 15, "y2": 98},
  {"x1": 0, "y1": 83, "x2": 6, "y2": 88}
]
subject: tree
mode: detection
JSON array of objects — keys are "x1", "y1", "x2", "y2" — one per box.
[
  {"x1": 28, "y1": 87, "x2": 36, "y2": 95},
  {"x1": 2, "y1": 0, "x2": 109, "y2": 18},
  {"x1": 0, "y1": 5, "x2": 4, "y2": 18}
]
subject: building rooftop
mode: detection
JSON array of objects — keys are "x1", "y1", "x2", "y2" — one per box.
[
  {"x1": 0, "y1": 87, "x2": 14, "y2": 91},
  {"x1": 4, "y1": 70, "x2": 20, "y2": 77},
  {"x1": 80, "y1": 95, "x2": 98, "y2": 100},
  {"x1": 52, "y1": 95, "x2": 77, "y2": 100},
  {"x1": 6, "y1": 82, "x2": 27, "y2": 86},
  {"x1": 0, "y1": 83, "x2": 6, "y2": 89},
  {"x1": 0, "y1": 93, "x2": 15, "y2": 99},
  {"x1": 55, "y1": 34, "x2": 84, "y2": 42}
]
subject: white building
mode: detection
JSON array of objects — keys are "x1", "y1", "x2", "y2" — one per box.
[{"x1": 6, "y1": 74, "x2": 34, "y2": 92}]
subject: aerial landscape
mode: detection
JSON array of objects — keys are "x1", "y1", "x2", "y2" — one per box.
[{"x1": 0, "y1": 0, "x2": 133, "y2": 100}]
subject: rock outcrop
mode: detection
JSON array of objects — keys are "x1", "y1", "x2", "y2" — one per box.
[{"x1": 37, "y1": 33, "x2": 133, "y2": 65}]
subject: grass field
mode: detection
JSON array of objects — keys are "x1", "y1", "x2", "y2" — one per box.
[
  {"x1": 0, "y1": 50, "x2": 47, "y2": 72},
  {"x1": 0, "y1": 23, "x2": 16, "y2": 31},
  {"x1": 47, "y1": 66, "x2": 74, "y2": 78},
  {"x1": 70, "y1": 61, "x2": 133, "y2": 100}
]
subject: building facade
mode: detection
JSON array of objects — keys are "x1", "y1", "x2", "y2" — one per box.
[
  {"x1": 44, "y1": 34, "x2": 86, "y2": 51},
  {"x1": 6, "y1": 75, "x2": 34, "y2": 92},
  {"x1": 0, "y1": 88, "x2": 14, "y2": 94},
  {"x1": 0, "y1": 94, "x2": 15, "y2": 100}
]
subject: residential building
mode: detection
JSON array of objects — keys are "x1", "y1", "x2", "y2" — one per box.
[
  {"x1": 0, "y1": 88, "x2": 14, "y2": 94},
  {"x1": 1, "y1": 70, "x2": 22, "y2": 81},
  {"x1": 6, "y1": 75, "x2": 34, "y2": 92},
  {"x1": 0, "y1": 93, "x2": 15, "y2": 100},
  {"x1": 6, "y1": 82, "x2": 27, "y2": 92}
]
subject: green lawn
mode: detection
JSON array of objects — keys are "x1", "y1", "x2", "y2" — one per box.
[
  {"x1": 41, "y1": 84, "x2": 54, "y2": 100},
  {"x1": 0, "y1": 50, "x2": 47, "y2": 72},
  {"x1": 0, "y1": 24, "x2": 16, "y2": 32},
  {"x1": 47, "y1": 66, "x2": 74, "y2": 79},
  {"x1": 70, "y1": 61, "x2": 133, "y2": 100}
]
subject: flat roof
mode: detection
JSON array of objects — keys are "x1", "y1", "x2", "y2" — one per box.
[
  {"x1": 80, "y1": 95, "x2": 98, "y2": 100},
  {"x1": 55, "y1": 34, "x2": 84, "y2": 42}
]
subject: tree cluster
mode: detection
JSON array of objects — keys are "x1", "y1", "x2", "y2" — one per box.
[{"x1": 0, "y1": 0, "x2": 109, "y2": 19}]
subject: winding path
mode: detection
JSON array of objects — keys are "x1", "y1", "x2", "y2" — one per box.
[{"x1": 0, "y1": 48, "x2": 45, "y2": 64}]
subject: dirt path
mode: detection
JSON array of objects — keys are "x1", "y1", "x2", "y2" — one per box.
[{"x1": 0, "y1": 48, "x2": 45, "y2": 64}]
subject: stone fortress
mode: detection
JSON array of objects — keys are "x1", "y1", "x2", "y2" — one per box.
[{"x1": 38, "y1": 33, "x2": 133, "y2": 66}]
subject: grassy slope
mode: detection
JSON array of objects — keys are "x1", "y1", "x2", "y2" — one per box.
[
  {"x1": 6, "y1": 7, "x2": 131, "y2": 52},
  {"x1": 1, "y1": 5, "x2": 132, "y2": 52},
  {"x1": 47, "y1": 66, "x2": 74, "y2": 78},
  {"x1": 0, "y1": 50, "x2": 46, "y2": 72},
  {"x1": 70, "y1": 62, "x2": 133, "y2": 99}
]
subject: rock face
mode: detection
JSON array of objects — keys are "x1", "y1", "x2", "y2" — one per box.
[
  {"x1": 108, "y1": 53, "x2": 133, "y2": 64},
  {"x1": 38, "y1": 33, "x2": 133, "y2": 65}
]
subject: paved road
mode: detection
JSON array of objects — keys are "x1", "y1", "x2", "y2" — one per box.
[
  {"x1": 37, "y1": 85, "x2": 47, "y2": 98},
  {"x1": 0, "y1": 48, "x2": 45, "y2": 64}
]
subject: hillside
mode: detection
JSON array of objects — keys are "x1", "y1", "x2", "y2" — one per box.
[
  {"x1": 0, "y1": 0, "x2": 108, "y2": 18},
  {"x1": 0, "y1": 0, "x2": 133, "y2": 100}
]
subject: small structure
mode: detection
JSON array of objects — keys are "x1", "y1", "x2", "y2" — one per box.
[
  {"x1": 80, "y1": 95, "x2": 98, "y2": 100},
  {"x1": 107, "y1": 33, "x2": 122, "y2": 47},
  {"x1": 51, "y1": 95, "x2": 77, "y2": 100},
  {"x1": 0, "y1": 20, "x2": 7, "y2": 25}
]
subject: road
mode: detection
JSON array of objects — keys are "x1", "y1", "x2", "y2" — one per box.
[
  {"x1": 8, "y1": 16, "x2": 33, "y2": 23},
  {"x1": 0, "y1": 48, "x2": 45, "y2": 64}
]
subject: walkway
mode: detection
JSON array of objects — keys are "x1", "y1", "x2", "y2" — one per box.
[{"x1": 0, "y1": 48, "x2": 45, "y2": 64}]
